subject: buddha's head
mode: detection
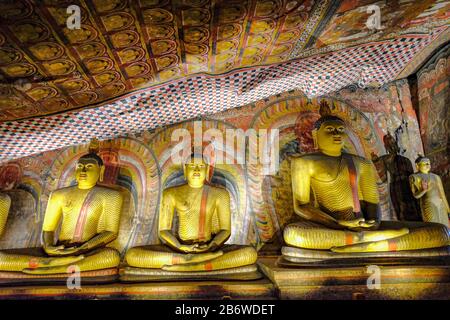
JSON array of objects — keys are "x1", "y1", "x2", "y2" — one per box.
[
  {"x1": 415, "y1": 155, "x2": 431, "y2": 174},
  {"x1": 312, "y1": 115, "x2": 346, "y2": 156},
  {"x1": 75, "y1": 153, "x2": 105, "y2": 189},
  {"x1": 183, "y1": 153, "x2": 210, "y2": 188},
  {"x1": 311, "y1": 100, "x2": 347, "y2": 156}
]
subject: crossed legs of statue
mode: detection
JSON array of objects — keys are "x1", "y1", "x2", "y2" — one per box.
[
  {"x1": 0, "y1": 247, "x2": 120, "y2": 274},
  {"x1": 126, "y1": 245, "x2": 257, "y2": 271},
  {"x1": 284, "y1": 220, "x2": 450, "y2": 253}
]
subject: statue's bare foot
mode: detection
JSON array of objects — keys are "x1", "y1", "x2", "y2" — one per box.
[
  {"x1": 40, "y1": 255, "x2": 85, "y2": 268},
  {"x1": 163, "y1": 251, "x2": 224, "y2": 272},
  {"x1": 361, "y1": 228, "x2": 409, "y2": 242},
  {"x1": 182, "y1": 251, "x2": 223, "y2": 264},
  {"x1": 22, "y1": 265, "x2": 70, "y2": 275},
  {"x1": 331, "y1": 241, "x2": 389, "y2": 253},
  {"x1": 23, "y1": 255, "x2": 85, "y2": 274}
]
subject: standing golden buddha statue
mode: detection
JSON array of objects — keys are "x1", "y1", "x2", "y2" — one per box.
[
  {"x1": 282, "y1": 102, "x2": 450, "y2": 263},
  {"x1": 0, "y1": 151, "x2": 124, "y2": 275},
  {"x1": 410, "y1": 156, "x2": 449, "y2": 227},
  {"x1": 122, "y1": 153, "x2": 259, "y2": 281}
]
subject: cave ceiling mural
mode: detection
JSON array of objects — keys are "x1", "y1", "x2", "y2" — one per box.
[{"x1": 0, "y1": 0, "x2": 449, "y2": 161}]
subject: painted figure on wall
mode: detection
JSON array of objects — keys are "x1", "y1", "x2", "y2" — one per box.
[
  {"x1": 371, "y1": 133, "x2": 421, "y2": 221},
  {"x1": 410, "y1": 156, "x2": 450, "y2": 227},
  {"x1": 281, "y1": 102, "x2": 450, "y2": 262},
  {"x1": 0, "y1": 151, "x2": 124, "y2": 274},
  {"x1": 125, "y1": 153, "x2": 258, "y2": 275}
]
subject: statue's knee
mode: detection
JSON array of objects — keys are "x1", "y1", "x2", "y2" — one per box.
[
  {"x1": 102, "y1": 248, "x2": 120, "y2": 267},
  {"x1": 125, "y1": 248, "x2": 138, "y2": 265},
  {"x1": 436, "y1": 224, "x2": 450, "y2": 237},
  {"x1": 241, "y1": 247, "x2": 257, "y2": 264},
  {"x1": 283, "y1": 225, "x2": 297, "y2": 246}
]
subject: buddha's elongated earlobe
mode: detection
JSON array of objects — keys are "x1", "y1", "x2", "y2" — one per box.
[
  {"x1": 312, "y1": 129, "x2": 318, "y2": 150},
  {"x1": 99, "y1": 165, "x2": 105, "y2": 182},
  {"x1": 183, "y1": 164, "x2": 187, "y2": 180}
]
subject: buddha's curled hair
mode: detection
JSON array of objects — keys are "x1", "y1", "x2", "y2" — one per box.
[{"x1": 79, "y1": 138, "x2": 104, "y2": 166}]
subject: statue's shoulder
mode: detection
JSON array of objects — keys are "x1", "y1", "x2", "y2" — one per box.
[
  {"x1": 51, "y1": 185, "x2": 76, "y2": 196},
  {"x1": 344, "y1": 153, "x2": 372, "y2": 165},
  {"x1": 0, "y1": 192, "x2": 10, "y2": 200},
  {"x1": 209, "y1": 184, "x2": 229, "y2": 195},
  {"x1": 93, "y1": 185, "x2": 123, "y2": 197},
  {"x1": 162, "y1": 184, "x2": 184, "y2": 196},
  {"x1": 0, "y1": 193, "x2": 10, "y2": 204},
  {"x1": 430, "y1": 172, "x2": 441, "y2": 180},
  {"x1": 292, "y1": 152, "x2": 322, "y2": 162}
]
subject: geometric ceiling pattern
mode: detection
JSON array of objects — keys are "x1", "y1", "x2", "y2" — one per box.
[{"x1": 0, "y1": 0, "x2": 449, "y2": 161}]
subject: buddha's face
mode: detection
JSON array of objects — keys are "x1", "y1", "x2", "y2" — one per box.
[
  {"x1": 184, "y1": 157, "x2": 208, "y2": 188},
  {"x1": 75, "y1": 158, "x2": 103, "y2": 189},
  {"x1": 316, "y1": 120, "x2": 346, "y2": 155},
  {"x1": 417, "y1": 159, "x2": 431, "y2": 174}
]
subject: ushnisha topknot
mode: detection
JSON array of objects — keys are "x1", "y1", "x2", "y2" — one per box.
[
  {"x1": 79, "y1": 138, "x2": 104, "y2": 166},
  {"x1": 79, "y1": 153, "x2": 104, "y2": 166},
  {"x1": 181, "y1": 148, "x2": 212, "y2": 166},
  {"x1": 313, "y1": 100, "x2": 345, "y2": 130}
]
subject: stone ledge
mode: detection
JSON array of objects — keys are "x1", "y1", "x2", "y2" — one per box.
[
  {"x1": 120, "y1": 264, "x2": 262, "y2": 282},
  {"x1": 0, "y1": 278, "x2": 276, "y2": 300},
  {"x1": 258, "y1": 257, "x2": 450, "y2": 299}
]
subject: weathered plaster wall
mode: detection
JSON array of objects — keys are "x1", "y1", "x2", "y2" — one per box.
[{"x1": 414, "y1": 43, "x2": 450, "y2": 195}]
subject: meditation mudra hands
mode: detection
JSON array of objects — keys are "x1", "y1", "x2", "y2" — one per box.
[
  {"x1": 337, "y1": 217, "x2": 378, "y2": 230},
  {"x1": 180, "y1": 242, "x2": 221, "y2": 253},
  {"x1": 178, "y1": 243, "x2": 223, "y2": 254}
]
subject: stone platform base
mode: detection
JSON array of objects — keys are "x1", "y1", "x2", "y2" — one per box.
[
  {"x1": 258, "y1": 257, "x2": 450, "y2": 299},
  {"x1": 281, "y1": 246, "x2": 450, "y2": 265},
  {"x1": 0, "y1": 268, "x2": 118, "y2": 286},
  {"x1": 120, "y1": 264, "x2": 262, "y2": 282},
  {"x1": 0, "y1": 278, "x2": 275, "y2": 300}
]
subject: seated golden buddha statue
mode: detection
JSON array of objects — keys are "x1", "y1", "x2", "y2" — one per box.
[
  {"x1": 410, "y1": 156, "x2": 449, "y2": 227},
  {"x1": 282, "y1": 103, "x2": 450, "y2": 263},
  {"x1": 0, "y1": 152, "x2": 124, "y2": 275},
  {"x1": 123, "y1": 153, "x2": 259, "y2": 281}
]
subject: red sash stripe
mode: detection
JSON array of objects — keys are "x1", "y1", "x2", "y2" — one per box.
[
  {"x1": 388, "y1": 240, "x2": 398, "y2": 251},
  {"x1": 28, "y1": 258, "x2": 39, "y2": 269},
  {"x1": 172, "y1": 255, "x2": 181, "y2": 265},
  {"x1": 73, "y1": 190, "x2": 96, "y2": 242},
  {"x1": 345, "y1": 155, "x2": 361, "y2": 216},
  {"x1": 205, "y1": 262, "x2": 213, "y2": 271},
  {"x1": 345, "y1": 233, "x2": 354, "y2": 245},
  {"x1": 198, "y1": 186, "x2": 210, "y2": 242}
]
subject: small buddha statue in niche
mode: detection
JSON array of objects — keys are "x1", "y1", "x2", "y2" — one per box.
[
  {"x1": 0, "y1": 152, "x2": 124, "y2": 274},
  {"x1": 282, "y1": 103, "x2": 449, "y2": 259},
  {"x1": 125, "y1": 153, "x2": 257, "y2": 272},
  {"x1": 410, "y1": 156, "x2": 449, "y2": 227},
  {"x1": 371, "y1": 132, "x2": 420, "y2": 221}
]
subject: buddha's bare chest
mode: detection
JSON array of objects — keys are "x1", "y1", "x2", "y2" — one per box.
[
  {"x1": 60, "y1": 190, "x2": 102, "y2": 219},
  {"x1": 310, "y1": 159, "x2": 345, "y2": 182},
  {"x1": 174, "y1": 192, "x2": 214, "y2": 219}
]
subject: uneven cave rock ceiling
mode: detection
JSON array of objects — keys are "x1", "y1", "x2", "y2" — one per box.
[{"x1": 0, "y1": 0, "x2": 449, "y2": 161}]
